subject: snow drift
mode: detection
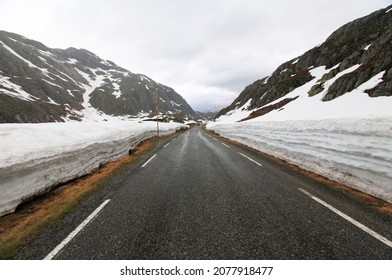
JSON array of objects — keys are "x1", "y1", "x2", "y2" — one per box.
[
  {"x1": 0, "y1": 121, "x2": 186, "y2": 217},
  {"x1": 208, "y1": 117, "x2": 392, "y2": 204}
]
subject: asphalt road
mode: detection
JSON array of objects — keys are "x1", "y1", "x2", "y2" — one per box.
[{"x1": 19, "y1": 127, "x2": 392, "y2": 259}]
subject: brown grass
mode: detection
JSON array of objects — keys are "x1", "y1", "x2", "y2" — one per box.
[
  {"x1": 0, "y1": 134, "x2": 174, "y2": 259},
  {"x1": 203, "y1": 125, "x2": 392, "y2": 216}
]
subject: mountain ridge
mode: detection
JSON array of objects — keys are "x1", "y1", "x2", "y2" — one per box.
[
  {"x1": 0, "y1": 30, "x2": 198, "y2": 123},
  {"x1": 216, "y1": 5, "x2": 392, "y2": 121}
]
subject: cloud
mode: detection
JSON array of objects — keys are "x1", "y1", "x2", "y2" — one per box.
[
  {"x1": 174, "y1": 82, "x2": 238, "y2": 112},
  {"x1": 0, "y1": 0, "x2": 390, "y2": 111}
]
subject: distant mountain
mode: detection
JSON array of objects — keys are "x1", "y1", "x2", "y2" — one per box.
[
  {"x1": 0, "y1": 31, "x2": 198, "y2": 123},
  {"x1": 216, "y1": 5, "x2": 392, "y2": 121},
  {"x1": 196, "y1": 110, "x2": 219, "y2": 121}
]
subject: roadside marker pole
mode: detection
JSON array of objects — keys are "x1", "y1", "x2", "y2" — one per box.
[{"x1": 155, "y1": 88, "x2": 159, "y2": 137}]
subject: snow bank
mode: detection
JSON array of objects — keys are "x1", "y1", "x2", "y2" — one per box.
[
  {"x1": 208, "y1": 117, "x2": 392, "y2": 204},
  {"x1": 0, "y1": 121, "x2": 186, "y2": 216}
]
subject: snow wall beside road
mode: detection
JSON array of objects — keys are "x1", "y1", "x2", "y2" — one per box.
[
  {"x1": 208, "y1": 117, "x2": 392, "y2": 204},
  {"x1": 0, "y1": 121, "x2": 186, "y2": 217}
]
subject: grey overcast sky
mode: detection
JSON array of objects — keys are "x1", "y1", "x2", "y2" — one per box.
[{"x1": 0, "y1": 0, "x2": 390, "y2": 111}]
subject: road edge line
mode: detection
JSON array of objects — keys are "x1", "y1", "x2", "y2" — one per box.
[
  {"x1": 298, "y1": 188, "x2": 392, "y2": 248},
  {"x1": 221, "y1": 142, "x2": 230, "y2": 148},
  {"x1": 43, "y1": 199, "x2": 111, "y2": 260},
  {"x1": 238, "y1": 152, "x2": 263, "y2": 167},
  {"x1": 141, "y1": 154, "x2": 157, "y2": 168}
]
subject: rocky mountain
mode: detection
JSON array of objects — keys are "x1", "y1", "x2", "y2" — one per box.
[
  {"x1": 216, "y1": 5, "x2": 392, "y2": 121},
  {"x1": 196, "y1": 110, "x2": 219, "y2": 121},
  {"x1": 0, "y1": 31, "x2": 198, "y2": 123}
]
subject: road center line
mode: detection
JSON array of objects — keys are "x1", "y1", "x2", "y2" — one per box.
[
  {"x1": 238, "y1": 152, "x2": 263, "y2": 167},
  {"x1": 221, "y1": 142, "x2": 230, "y2": 148},
  {"x1": 298, "y1": 188, "x2": 392, "y2": 248},
  {"x1": 43, "y1": 199, "x2": 111, "y2": 260},
  {"x1": 141, "y1": 154, "x2": 157, "y2": 167}
]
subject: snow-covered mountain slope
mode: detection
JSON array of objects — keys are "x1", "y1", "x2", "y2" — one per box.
[
  {"x1": 0, "y1": 31, "x2": 198, "y2": 123},
  {"x1": 215, "y1": 5, "x2": 392, "y2": 123}
]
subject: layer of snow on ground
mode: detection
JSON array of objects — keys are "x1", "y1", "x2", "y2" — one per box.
[
  {"x1": 0, "y1": 121, "x2": 186, "y2": 216},
  {"x1": 208, "y1": 117, "x2": 392, "y2": 204}
]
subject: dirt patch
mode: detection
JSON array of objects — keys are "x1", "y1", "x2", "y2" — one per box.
[
  {"x1": 0, "y1": 133, "x2": 177, "y2": 259},
  {"x1": 203, "y1": 125, "x2": 392, "y2": 217}
]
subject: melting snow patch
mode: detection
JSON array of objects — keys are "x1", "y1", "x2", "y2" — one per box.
[
  {"x1": 112, "y1": 82, "x2": 122, "y2": 98},
  {"x1": 8, "y1": 37, "x2": 18, "y2": 43},
  {"x1": 0, "y1": 75, "x2": 36, "y2": 101},
  {"x1": 0, "y1": 41, "x2": 55, "y2": 80},
  {"x1": 363, "y1": 44, "x2": 372, "y2": 51},
  {"x1": 38, "y1": 56, "x2": 48, "y2": 63},
  {"x1": 43, "y1": 79, "x2": 62, "y2": 88},
  {"x1": 139, "y1": 75, "x2": 152, "y2": 83},
  {"x1": 0, "y1": 40, "x2": 37, "y2": 68},
  {"x1": 67, "y1": 58, "x2": 79, "y2": 64},
  {"x1": 291, "y1": 58, "x2": 299, "y2": 64},
  {"x1": 280, "y1": 68, "x2": 288, "y2": 74},
  {"x1": 170, "y1": 101, "x2": 182, "y2": 107},
  {"x1": 45, "y1": 96, "x2": 59, "y2": 105},
  {"x1": 38, "y1": 49, "x2": 55, "y2": 58}
]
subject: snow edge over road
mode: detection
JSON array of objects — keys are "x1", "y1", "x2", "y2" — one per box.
[
  {"x1": 207, "y1": 117, "x2": 392, "y2": 204},
  {"x1": 0, "y1": 121, "x2": 186, "y2": 217}
]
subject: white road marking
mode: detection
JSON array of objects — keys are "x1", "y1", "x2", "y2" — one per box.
[
  {"x1": 163, "y1": 142, "x2": 170, "y2": 148},
  {"x1": 141, "y1": 154, "x2": 157, "y2": 167},
  {"x1": 43, "y1": 199, "x2": 111, "y2": 260},
  {"x1": 298, "y1": 188, "x2": 392, "y2": 248},
  {"x1": 221, "y1": 142, "x2": 230, "y2": 148},
  {"x1": 238, "y1": 152, "x2": 263, "y2": 167}
]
